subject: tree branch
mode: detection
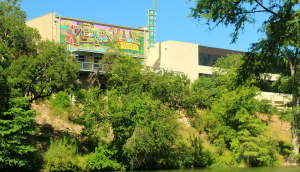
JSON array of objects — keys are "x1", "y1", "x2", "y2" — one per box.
[{"x1": 254, "y1": 0, "x2": 277, "y2": 15}]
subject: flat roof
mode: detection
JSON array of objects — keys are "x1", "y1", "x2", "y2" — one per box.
[
  {"x1": 59, "y1": 16, "x2": 147, "y2": 32},
  {"x1": 26, "y1": 12, "x2": 148, "y2": 32},
  {"x1": 155, "y1": 40, "x2": 245, "y2": 53},
  {"x1": 198, "y1": 44, "x2": 245, "y2": 54}
]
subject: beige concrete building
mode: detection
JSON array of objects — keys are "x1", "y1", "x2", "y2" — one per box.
[
  {"x1": 148, "y1": 40, "x2": 291, "y2": 108},
  {"x1": 27, "y1": 12, "x2": 149, "y2": 89},
  {"x1": 148, "y1": 40, "x2": 244, "y2": 81}
]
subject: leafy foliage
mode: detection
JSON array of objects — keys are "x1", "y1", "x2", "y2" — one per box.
[
  {"x1": 192, "y1": 76, "x2": 218, "y2": 107},
  {"x1": 0, "y1": 86, "x2": 38, "y2": 170},
  {"x1": 86, "y1": 142, "x2": 121, "y2": 171},
  {"x1": 10, "y1": 39, "x2": 80, "y2": 102},
  {"x1": 50, "y1": 91, "x2": 72, "y2": 109},
  {"x1": 190, "y1": 0, "x2": 300, "y2": 156},
  {"x1": 0, "y1": 1, "x2": 81, "y2": 170},
  {"x1": 44, "y1": 136, "x2": 80, "y2": 171}
]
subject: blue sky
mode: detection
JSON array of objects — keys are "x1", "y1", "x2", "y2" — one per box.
[{"x1": 21, "y1": 0, "x2": 268, "y2": 52}]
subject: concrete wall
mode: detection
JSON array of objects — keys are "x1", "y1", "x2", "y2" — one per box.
[
  {"x1": 148, "y1": 40, "x2": 199, "y2": 81},
  {"x1": 148, "y1": 40, "x2": 281, "y2": 82},
  {"x1": 26, "y1": 12, "x2": 57, "y2": 41}
]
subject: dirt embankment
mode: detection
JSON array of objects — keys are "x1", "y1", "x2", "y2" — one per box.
[{"x1": 31, "y1": 102, "x2": 83, "y2": 151}]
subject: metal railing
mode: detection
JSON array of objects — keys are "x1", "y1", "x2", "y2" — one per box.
[{"x1": 77, "y1": 62, "x2": 106, "y2": 71}]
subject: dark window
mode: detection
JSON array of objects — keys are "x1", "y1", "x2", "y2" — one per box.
[
  {"x1": 207, "y1": 54, "x2": 211, "y2": 66},
  {"x1": 94, "y1": 56, "x2": 102, "y2": 63},
  {"x1": 199, "y1": 73, "x2": 212, "y2": 78},
  {"x1": 199, "y1": 53, "x2": 205, "y2": 65},
  {"x1": 199, "y1": 53, "x2": 227, "y2": 66},
  {"x1": 211, "y1": 54, "x2": 215, "y2": 66},
  {"x1": 76, "y1": 55, "x2": 85, "y2": 62}
]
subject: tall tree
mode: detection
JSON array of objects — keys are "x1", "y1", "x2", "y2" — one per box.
[
  {"x1": 10, "y1": 39, "x2": 80, "y2": 102},
  {"x1": 190, "y1": 0, "x2": 300, "y2": 157},
  {"x1": 0, "y1": 0, "x2": 79, "y2": 170}
]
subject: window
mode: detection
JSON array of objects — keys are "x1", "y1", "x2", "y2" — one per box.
[
  {"x1": 94, "y1": 56, "x2": 102, "y2": 63},
  {"x1": 199, "y1": 53, "x2": 205, "y2": 65},
  {"x1": 206, "y1": 54, "x2": 211, "y2": 66},
  {"x1": 76, "y1": 55, "x2": 85, "y2": 62},
  {"x1": 199, "y1": 73, "x2": 212, "y2": 78},
  {"x1": 94, "y1": 56, "x2": 103, "y2": 69},
  {"x1": 77, "y1": 55, "x2": 86, "y2": 69},
  {"x1": 198, "y1": 53, "x2": 224, "y2": 66}
]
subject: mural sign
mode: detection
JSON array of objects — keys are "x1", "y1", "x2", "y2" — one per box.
[{"x1": 60, "y1": 19, "x2": 145, "y2": 56}]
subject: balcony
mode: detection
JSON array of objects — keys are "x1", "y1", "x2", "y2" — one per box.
[{"x1": 77, "y1": 62, "x2": 106, "y2": 72}]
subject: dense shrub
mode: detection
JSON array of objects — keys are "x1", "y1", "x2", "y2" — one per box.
[
  {"x1": 50, "y1": 91, "x2": 72, "y2": 109},
  {"x1": 44, "y1": 136, "x2": 80, "y2": 171},
  {"x1": 85, "y1": 142, "x2": 121, "y2": 171}
]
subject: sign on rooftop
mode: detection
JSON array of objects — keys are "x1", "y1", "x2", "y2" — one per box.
[{"x1": 60, "y1": 19, "x2": 145, "y2": 56}]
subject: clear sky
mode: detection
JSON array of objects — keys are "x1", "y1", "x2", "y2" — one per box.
[{"x1": 21, "y1": 0, "x2": 268, "y2": 52}]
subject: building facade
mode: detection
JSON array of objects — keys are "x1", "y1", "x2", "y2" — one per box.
[
  {"x1": 26, "y1": 12, "x2": 149, "y2": 89},
  {"x1": 27, "y1": 13, "x2": 291, "y2": 108},
  {"x1": 148, "y1": 40, "x2": 246, "y2": 81},
  {"x1": 148, "y1": 40, "x2": 291, "y2": 108}
]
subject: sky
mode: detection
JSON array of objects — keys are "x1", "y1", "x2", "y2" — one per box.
[{"x1": 21, "y1": 0, "x2": 269, "y2": 52}]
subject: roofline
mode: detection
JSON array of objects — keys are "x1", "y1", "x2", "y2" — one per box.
[
  {"x1": 155, "y1": 40, "x2": 198, "y2": 45},
  {"x1": 58, "y1": 16, "x2": 148, "y2": 32},
  {"x1": 26, "y1": 12, "x2": 55, "y2": 22},
  {"x1": 154, "y1": 40, "x2": 245, "y2": 53},
  {"x1": 198, "y1": 44, "x2": 245, "y2": 53}
]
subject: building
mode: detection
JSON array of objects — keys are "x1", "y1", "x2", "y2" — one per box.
[
  {"x1": 26, "y1": 12, "x2": 149, "y2": 89},
  {"x1": 148, "y1": 40, "x2": 291, "y2": 108},
  {"x1": 27, "y1": 13, "x2": 291, "y2": 108},
  {"x1": 148, "y1": 40, "x2": 245, "y2": 81}
]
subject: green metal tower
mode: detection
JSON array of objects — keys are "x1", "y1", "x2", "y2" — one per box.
[{"x1": 147, "y1": 0, "x2": 157, "y2": 50}]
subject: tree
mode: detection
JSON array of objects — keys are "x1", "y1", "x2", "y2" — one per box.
[
  {"x1": 0, "y1": 0, "x2": 79, "y2": 170},
  {"x1": 0, "y1": 79, "x2": 38, "y2": 170},
  {"x1": 1, "y1": 0, "x2": 79, "y2": 103},
  {"x1": 190, "y1": 0, "x2": 300, "y2": 157},
  {"x1": 10, "y1": 39, "x2": 79, "y2": 102}
]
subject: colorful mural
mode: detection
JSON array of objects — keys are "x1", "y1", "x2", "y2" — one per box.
[{"x1": 60, "y1": 19, "x2": 145, "y2": 56}]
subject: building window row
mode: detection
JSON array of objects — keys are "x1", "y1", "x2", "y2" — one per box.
[
  {"x1": 199, "y1": 73, "x2": 212, "y2": 78},
  {"x1": 198, "y1": 53, "x2": 226, "y2": 66}
]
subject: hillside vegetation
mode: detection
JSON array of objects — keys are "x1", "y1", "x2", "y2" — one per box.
[
  {"x1": 1, "y1": 1, "x2": 299, "y2": 171},
  {"x1": 29, "y1": 54, "x2": 296, "y2": 171}
]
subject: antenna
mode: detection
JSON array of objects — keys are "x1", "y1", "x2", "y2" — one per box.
[{"x1": 147, "y1": 0, "x2": 157, "y2": 50}]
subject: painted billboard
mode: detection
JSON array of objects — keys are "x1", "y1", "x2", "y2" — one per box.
[{"x1": 60, "y1": 19, "x2": 145, "y2": 56}]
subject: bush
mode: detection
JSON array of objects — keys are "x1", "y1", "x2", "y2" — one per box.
[
  {"x1": 85, "y1": 142, "x2": 121, "y2": 171},
  {"x1": 50, "y1": 91, "x2": 72, "y2": 109},
  {"x1": 173, "y1": 136, "x2": 214, "y2": 169},
  {"x1": 44, "y1": 136, "x2": 81, "y2": 171},
  {"x1": 49, "y1": 91, "x2": 72, "y2": 116}
]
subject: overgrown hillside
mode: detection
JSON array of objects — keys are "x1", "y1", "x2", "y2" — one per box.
[
  {"x1": 27, "y1": 54, "x2": 297, "y2": 172},
  {"x1": 31, "y1": 94, "x2": 294, "y2": 171}
]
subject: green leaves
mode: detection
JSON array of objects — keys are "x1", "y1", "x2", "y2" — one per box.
[
  {"x1": 10, "y1": 40, "x2": 79, "y2": 102},
  {"x1": 0, "y1": 87, "x2": 38, "y2": 170},
  {"x1": 86, "y1": 142, "x2": 121, "y2": 171},
  {"x1": 44, "y1": 136, "x2": 80, "y2": 171}
]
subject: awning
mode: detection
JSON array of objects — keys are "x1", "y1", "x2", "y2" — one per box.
[{"x1": 70, "y1": 49, "x2": 147, "y2": 59}]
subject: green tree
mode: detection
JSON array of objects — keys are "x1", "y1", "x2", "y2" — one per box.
[
  {"x1": 190, "y1": 0, "x2": 300, "y2": 157},
  {"x1": 1, "y1": 0, "x2": 79, "y2": 103},
  {"x1": 0, "y1": 64, "x2": 38, "y2": 171},
  {"x1": 10, "y1": 40, "x2": 80, "y2": 102},
  {"x1": 192, "y1": 76, "x2": 218, "y2": 107},
  {"x1": 79, "y1": 53, "x2": 209, "y2": 170},
  {"x1": 0, "y1": 0, "x2": 79, "y2": 170},
  {"x1": 0, "y1": 0, "x2": 39, "y2": 170}
]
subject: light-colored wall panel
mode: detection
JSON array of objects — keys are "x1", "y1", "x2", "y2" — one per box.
[{"x1": 26, "y1": 12, "x2": 56, "y2": 41}]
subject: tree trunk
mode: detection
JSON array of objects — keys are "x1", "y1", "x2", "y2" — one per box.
[{"x1": 291, "y1": 67, "x2": 299, "y2": 157}]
